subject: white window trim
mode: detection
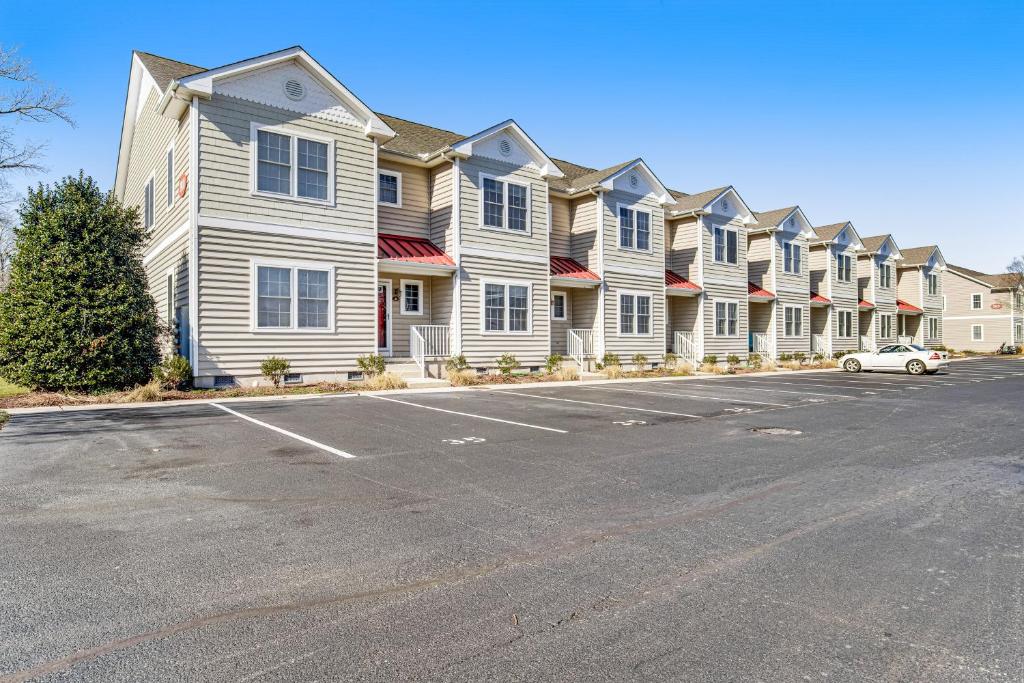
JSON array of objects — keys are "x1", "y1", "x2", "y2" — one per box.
[
  {"x1": 377, "y1": 169, "x2": 403, "y2": 208},
  {"x1": 927, "y1": 273, "x2": 938, "y2": 296},
  {"x1": 836, "y1": 253, "x2": 852, "y2": 283},
  {"x1": 783, "y1": 241, "x2": 802, "y2": 275},
  {"x1": 878, "y1": 313, "x2": 893, "y2": 338},
  {"x1": 712, "y1": 224, "x2": 739, "y2": 265},
  {"x1": 617, "y1": 289, "x2": 654, "y2": 337},
  {"x1": 551, "y1": 291, "x2": 568, "y2": 321},
  {"x1": 713, "y1": 299, "x2": 740, "y2": 337},
  {"x1": 616, "y1": 202, "x2": 653, "y2": 253},
  {"x1": 399, "y1": 278, "x2": 423, "y2": 316},
  {"x1": 838, "y1": 310, "x2": 853, "y2": 338},
  {"x1": 970, "y1": 293, "x2": 983, "y2": 310},
  {"x1": 143, "y1": 172, "x2": 156, "y2": 231},
  {"x1": 250, "y1": 122, "x2": 336, "y2": 207},
  {"x1": 480, "y1": 278, "x2": 532, "y2": 335},
  {"x1": 165, "y1": 143, "x2": 175, "y2": 208},
  {"x1": 783, "y1": 305, "x2": 805, "y2": 337},
  {"x1": 250, "y1": 257, "x2": 336, "y2": 333},
  {"x1": 927, "y1": 316, "x2": 939, "y2": 340},
  {"x1": 478, "y1": 172, "x2": 531, "y2": 235},
  {"x1": 971, "y1": 324, "x2": 984, "y2": 341}
]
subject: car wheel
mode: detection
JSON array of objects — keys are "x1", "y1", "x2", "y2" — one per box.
[
  {"x1": 907, "y1": 360, "x2": 926, "y2": 375},
  {"x1": 843, "y1": 358, "x2": 862, "y2": 373}
]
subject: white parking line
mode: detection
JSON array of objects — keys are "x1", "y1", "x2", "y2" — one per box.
[
  {"x1": 211, "y1": 403, "x2": 355, "y2": 459},
  {"x1": 506, "y1": 392, "x2": 702, "y2": 418},
  {"x1": 588, "y1": 385, "x2": 790, "y2": 407},
  {"x1": 366, "y1": 394, "x2": 568, "y2": 433},
  {"x1": 668, "y1": 381, "x2": 854, "y2": 398},
  {"x1": 720, "y1": 378, "x2": 903, "y2": 392}
]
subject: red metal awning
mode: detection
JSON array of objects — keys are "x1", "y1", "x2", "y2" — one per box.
[
  {"x1": 897, "y1": 299, "x2": 923, "y2": 314},
  {"x1": 378, "y1": 233, "x2": 455, "y2": 266},
  {"x1": 748, "y1": 282, "x2": 775, "y2": 300},
  {"x1": 550, "y1": 256, "x2": 600, "y2": 281},
  {"x1": 666, "y1": 270, "x2": 702, "y2": 292},
  {"x1": 810, "y1": 291, "x2": 831, "y2": 306},
  {"x1": 858, "y1": 299, "x2": 875, "y2": 310}
]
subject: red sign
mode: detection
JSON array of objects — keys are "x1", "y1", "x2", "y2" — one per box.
[
  {"x1": 176, "y1": 172, "x2": 188, "y2": 199},
  {"x1": 991, "y1": 302, "x2": 1003, "y2": 310}
]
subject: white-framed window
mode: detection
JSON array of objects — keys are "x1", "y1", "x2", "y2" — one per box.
[
  {"x1": 480, "y1": 173, "x2": 529, "y2": 233},
  {"x1": 713, "y1": 225, "x2": 738, "y2": 264},
  {"x1": 714, "y1": 300, "x2": 739, "y2": 336},
  {"x1": 835, "y1": 253, "x2": 852, "y2": 282},
  {"x1": 482, "y1": 280, "x2": 531, "y2": 333},
  {"x1": 251, "y1": 123, "x2": 334, "y2": 204},
  {"x1": 165, "y1": 144, "x2": 175, "y2": 207},
  {"x1": 971, "y1": 324, "x2": 983, "y2": 341},
  {"x1": 838, "y1": 310, "x2": 853, "y2": 338},
  {"x1": 927, "y1": 316, "x2": 938, "y2": 340},
  {"x1": 783, "y1": 242, "x2": 802, "y2": 274},
  {"x1": 971, "y1": 293, "x2": 983, "y2": 310},
  {"x1": 927, "y1": 273, "x2": 938, "y2": 295},
  {"x1": 878, "y1": 263, "x2": 892, "y2": 288},
  {"x1": 879, "y1": 313, "x2": 893, "y2": 338},
  {"x1": 551, "y1": 292, "x2": 567, "y2": 321},
  {"x1": 618, "y1": 291, "x2": 652, "y2": 336},
  {"x1": 784, "y1": 306, "x2": 804, "y2": 337},
  {"x1": 617, "y1": 204, "x2": 651, "y2": 251},
  {"x1": 400, "y1": 279, "x2": 423, "y2": 315},
  {"x1": 251, "y1": 260, "x2": 334, "y2": 332},
  {"x1": 378, "y1": 170, "x2": 402, "y2": 207},
  {"x1": 143, "y1": 174, "x2": 155, "y2": 230}
]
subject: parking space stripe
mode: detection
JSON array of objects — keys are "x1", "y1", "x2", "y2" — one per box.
[
  {"x1": 588, "y1": 385, "x2": 790, "y2": 407},
  {"x1": 506, "y1": 391, "x2": 703, "y2": 418},
  {"x1": 669, "y1": 381, "x2": 855, "y2": 398},
  {"x1": 717, "y1": 378, "x2": 903, "y2": 392},
  {"x1": 211, "y1": 403, "x2": 355, "y2": 459},
  {"x1": 366, "y1": 394, "x2": 568, "y2": 433}
]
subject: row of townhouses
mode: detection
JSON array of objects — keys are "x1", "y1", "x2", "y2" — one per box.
[{"x1": 116, "y1": 47, "x2": 1024, "y2": 386}]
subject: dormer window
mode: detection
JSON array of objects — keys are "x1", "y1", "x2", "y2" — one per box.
[
  {"x1": 927, "y1": 273, "x2": 938, "y2": 295},
  {"x1": 713, "y1": 225, "x2": 738, "y2": 264},
  {"x1": 878, "y1": 263, "x2": 892, "y2": 288},
  {"x1": 481, "y1": 174, "x2": 529, "y2": 232},
  {"x1": 836, "y1": 253, "x2": 852, "y2": 282},
  {"x1": 618, "y1": 205, "x2": 651, "y2": 251},
  {"x1": 783, "y1": 242, "x2": 802, "y2": 274}
]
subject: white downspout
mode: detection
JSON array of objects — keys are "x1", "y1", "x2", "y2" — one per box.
[
  {"x1": 187, "y1": 96, "x2": 200, "y2": 380},
  {"x1": 451, "y1": 158, "x2": 462, "y2": 356},
  {"x1": 372, "y1": 138, "x2": 380, "y2": 359},
  {"x1": 696, "y1": 215, "x2": 706, "y2": 361},
  {"x1": 594, "y1": 189, "x2": 606, "y2": 361}
]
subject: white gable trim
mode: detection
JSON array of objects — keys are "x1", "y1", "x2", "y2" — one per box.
[
  {"x1": 450, "y1": 120, "x2": 564, "y2": 179},
  {"x1": 704, "y1": 186, "x2": 755, "y2": 223},
  {"x1": 177, "y1": 47, "x2": 395, "y2": 140},
  {"x1": 868, "y1": 235, "x2": 903, "y2": 261},
  {"x1": 599, "y1": 159, "x2": 673, "y2": 204},
  {"x1": 115, "y1": 53, "x2": 161, "y2": 198}
]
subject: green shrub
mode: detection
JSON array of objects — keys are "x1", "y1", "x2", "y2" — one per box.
[
  {"x1": 726, "y1": 354, "x2": 740, "y2": 367},
  {"x1": 778, "y1": 352, "x2": 793, "y2": 362},
  {"x1": 701, "y1": 354, "x2": 718, "y2": 365},
  {"x1": 357, "y1": 353, "x2": 386, "y2": 376},
  {"x1": 601, "y1": 352, "x2": 621, "y2": 368},
  {"x1": 260, "y1": 356, "x2": 291, "y2": 387},
  {"x1": 748, "y1": 353, "x2": 762, "y2": 369},
  {"x1": 446, "y1": 354, "x2": 470, "y2": 372},
  {"x1": 0, "y1": 174, "x2": 160, "y2": 392},
  {"x1": 496, "y1": 353, "x2": 520, "y2": 376},
  {"x1": 632, "y1": 353, "x2": 648, "y2": 370},
  {"x1": 662, "y1": 352, "x2": 678, "y2": 368},
  {"x1": 812, "y1": 352, "x2": 824, "y2": 363},
  {"x1": 154, "y1": 354, "x2": 192, "y2": 390},
  {"x1": 792, "y1": 352, "x2": 806, "y2": 363},
  {"x1": 544, "y1": 354, "x2": 563, "y2": 374},
  {"x1": 833, "y1": 350, "x2": 848, "y2": 359}
]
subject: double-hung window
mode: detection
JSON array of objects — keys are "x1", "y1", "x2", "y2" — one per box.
[
  {"x1": 551, "y1": 292, "x2": 567, "y2": 321},
  {"x1": 143, "y1": 176, "x2": 155, "y2": 230},
  {"x1": 836, "y1": 253, "x2": 852, "y2": 282},
  {"x1": 483, "y1": 281, "x2": 530, "y2": 333},
  {"x1": 971, "y1": 324, "x2": 983, "y2": 341},
  {"x1": 481, "y1": 175, "x2": 529, "y2": 232},
  {"x1": 878, "y1": 263, "x2": 892, "y2": 288},
  {"x1": 400, "y1": 280, "x2": 422, "y2": 315},
  {"x1": 378, "y1": 171, "x2": 401, "y2": 207},
  {"x1": 784, "y1": 242, "x2": 801, "y2": 274},
  {"x1": 618, "y1": 206, "x2": 651, "y2": 250},
  {"x1": 254, "y1": 262, "x2": 332, "y2": 331},
  {"x1": 971, "y1": 293, "x2": 982, "y2": 310},
  {"x1": 618, "y1": 292, "x2": 651, "y2": 335},
  {"x1": 927, "y1": 316, "x2": 938, "y2": 340},
  {"x1": 714, "y1": 301, "x2": 739, "y2": 336},
  {"x1": 838, "y1": 310, "x2": 852, "y2": 338},
  {"x1": 784, "y1": 306, "x2": 803, "y2": 337},
  {"x1": 879, "y1": 314, "x2": 893, "y2": 338},
  {"x1": 927, "y1": 273, "x2": 938, "y2": 295},
  {"x1": 713, "y1": 225, "x2": 738, "y2": 264},
  {"x1": 253, "y1": 124, "x2": 332, "y2": 203}
]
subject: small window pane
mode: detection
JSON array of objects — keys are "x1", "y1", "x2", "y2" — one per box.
[
  {"x1": 509, "y1": 285, "x2": 529, "y2": 331},
  {"x1": 637, "y1": 296, "x2": 651, "y2": 334},
  {"x1": 715, "y1": 301, "x2": 726, "y2": 335},
  {"x1": 485, "y1": 283, "x2": 505, "y2": 331},
  {"x1": 257, "y1": 266, "x2": 292, "y2": 328},
  {"x1": 727, "y1": 303, "x2": 738, "y2": 336},
  {"x1": 619, "y1": 207, "x2": 633, "y2": 248},
  {"x1": 483, "y1": 178, "x2": 504, "y2": 228},
  {"x1": 620, "y1": 295, "x2": 635, "y2": 334},
  {"x1": 636, "y1": 212, "x2": 650, "y2": 250},
  {"x1": 552, "y1": 294, "x2": 565, "y2": 319},
  {"x1": 726, "y1": 230, "x2": 738, "y2": 264},
  {"x1": 714, "y1": 227, "x2": 725, "y2": 262},
  {"x1": 297, "y1": 269, "x2": 329, "y2": 329},
  {"x1": 508, "y1": 184, "x2": 528, "y2": 231},
  {"x1": 404, "y1": 283, "x2": 420, "y2": 313},
  {"x1": 297, "y1": 138, "x2": 328, "y2": 200},
  {"x1": 379, "y1": 173, "x2": 399, "y2": 204},
  {"x1": 257, "y1": 131, "x2": 291, "y2": 195}
]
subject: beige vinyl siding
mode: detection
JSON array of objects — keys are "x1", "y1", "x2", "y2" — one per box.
[
  {"x1": 746, "y1": 233, "x2": 772, "y2": 290},
  {"x1": 570, "y1": 287, "x2": 599, "y2": 338},
  {"x1": 860, "y1": 253, "x2": 897, "y2": 345},
  {"x1": 379, "y1": 274, "x2": 432, "y2": 357},
  {"x1": 602, "y1": 190, "x2": 664, "y2": 274},
  {"x1": 808, "y1": 246, "x2": 826, "y2": 296},
  {"x1": 775, "y1": 293, "x2": 810, "y2": 356},
  {"x1": 773, "y1": 232, "x2": 810, "y2": 355},
  {"x1": 604, "y1": 271, "x2": 665, "y2": 361},
  {"x1": 550, "y1": 196, "x2": 572, "y2": 258},
  {"x1": 550, "y1": 288, "x2": 571, "y2": 355},
  {"x1": 197, "y1": 94, "x2": 375, "y2": 236},
  {"x1": 195, "y1": 226, "x2": 375, "y2": 380},
  {"x1": 428, "y1": 274, "x2": 455, "y2": 330},
  {"x1": 921, "y1": 263, "x2": 943, "y2": 314},
  {"x1": 459, "y1": 157, "x2": 549, "y2": 258},
  {"x1": 702, "y1": 215, "x2": 748, "y2": 284},
  {"x1": 666, "y1": 296, "x2": 700, "y2": 348},
  {"x1": 666, "y1": 218, "x2": 699, "y2": 280},
  {"x1": 829, "y1": 243, "x2": 859, "y2": 350},
  {"x1": 897, "y1": 267, "x2": 922, "y2": 306},
  {"x1": 810, "y1": 307, "x2": 828, "y2": 336},
  {"x1": 941, "y1": 269, "x2": 1012, "y2": 351},
  {"x1": 429, "y1": 164, "x2": 454, "y2": 254},
  {"x1": 377, "y1": 161, "x2": 430, "y2": 239},
  {"x1": 569, "y1": 195, "x2": 599, "y2": 270},
  {"x1": 458, "y1": 253, "x2": 549, "y2": 367},
  {"x1": 774, "y1": 232, "x2": 809, "y2": 295},
  {"x1": 703, "y1": 282, "x2": 749, "y2": 361}
]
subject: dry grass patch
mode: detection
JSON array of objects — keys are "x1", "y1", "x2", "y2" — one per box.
[
  {"x1": 674, "y1": 362, "x2": 695, "y2": 376},
  {"x1": 364, "y1": 372, "x2": 408, "y2": 391},
  {"x1": 0, "y1": 410, "x2": 9, "y2": 430},
  {"x1": 601, "y1": 365, "x2": 625, "y2": 379},
  {"x1": 699, "y1": 363, "x2": 726, "y2": 374},
  {"x1": 448, "y1": 369, "x2": 480, "y2": 386},
  {"x1": 120, "y1": 381, "x2": 162, "y2": 403},
  {"x1": 780, "y1": 361, "x2": 803, "y2": 371}
]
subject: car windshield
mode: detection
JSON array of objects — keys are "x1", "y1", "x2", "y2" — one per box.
[{"x1": 908, "y1": 344, "x2": 926, "y2": 351}]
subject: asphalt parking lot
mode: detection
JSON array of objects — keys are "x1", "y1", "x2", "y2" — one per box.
[{"x1": 1, "y1": 357, "x2": 1022, "y2": 681}]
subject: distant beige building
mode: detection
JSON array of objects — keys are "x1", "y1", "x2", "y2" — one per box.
[
  {"x1": 895, "y1": 245, "x2": 945, "y2": 348},
  {"x1": 942, "y1": 265, "x2": 1023, "y2": 351}
]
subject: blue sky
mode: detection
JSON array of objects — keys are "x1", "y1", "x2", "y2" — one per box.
[{"x1": 4, "y1": 0, "x2": 1022, "y2": 271}]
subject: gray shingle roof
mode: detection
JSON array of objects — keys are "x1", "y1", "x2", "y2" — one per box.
[
  {"x1": 750, "y1": 206, "x2": 797, "y2": 230},
  {"x1": 810, "y1": 222, "x2": 849, "y2": 243},
  {"x1": 376, "y1": 114, "x2": 465, "y2": 158},
  {"x1": 668, "y1": 186, "x2": 729, "y2": 214},
  {"x1": 860, "y1": 234, "x2": 893, "y2": 253},
  {"x1": 897, "y1": 245, "x2": 939, "y2": 266},
  {"x1": 135, "y1": 51, "x2": 205, "y2": 90},
  {"x1": 947, "y1": 264, "x2": 1020, "y2": 290}
]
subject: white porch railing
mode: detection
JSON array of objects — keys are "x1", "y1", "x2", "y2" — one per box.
[
  {"x1": 897, "y1": 335, "x2": 913, "y2": 345},
  {"x1": 751, "y1": 332, "x2": 772, "y2": 359},
  {"x1": 673, "y1": 331, "x2": 699, "y2": 365},
  {"x1": 811, "y1": 334, "x2": 826, "y2": 356},
  {"x1": 567, "y1": 329, "x2": 594, "y2": 370},
  {"x1": 860, "y1": 335, "x2": 874, "y2": 351},
  {"x1": 410, "y1": 325, "x2": 450, "y2": 378}
]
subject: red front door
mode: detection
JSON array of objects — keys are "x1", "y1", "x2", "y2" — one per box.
[{"x1": 377, "y1": 285, "x2": 388, "y2": 349}]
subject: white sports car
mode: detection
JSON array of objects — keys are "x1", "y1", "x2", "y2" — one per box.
[{"x1": 840, "y1": 344, "x2": 950, "y2": 375}]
